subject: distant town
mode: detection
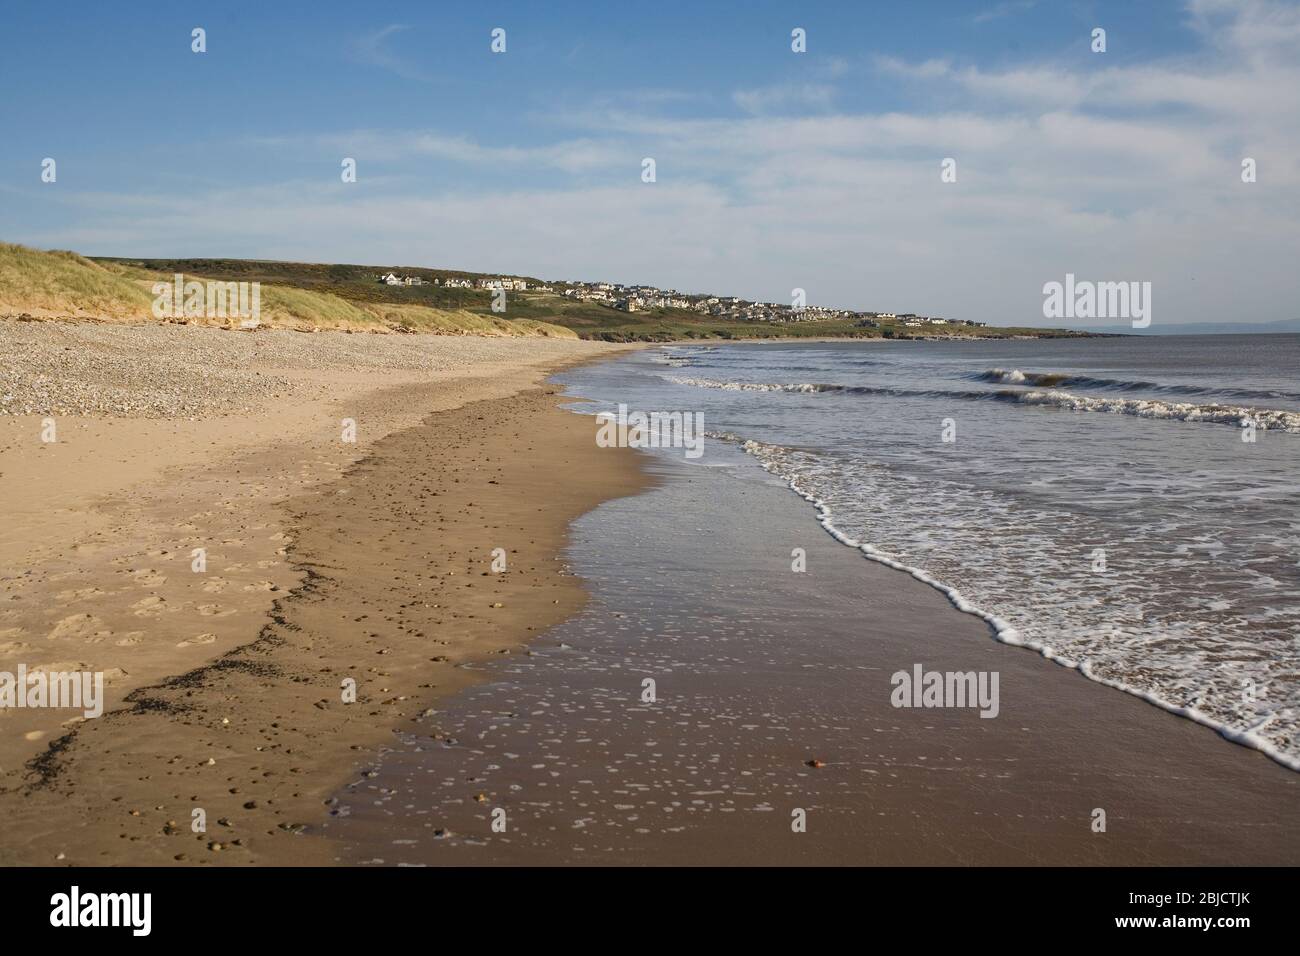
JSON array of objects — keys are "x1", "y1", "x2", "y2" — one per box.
[{"x1": 375, "y1": 272, "x2": 986, "y2": 329}]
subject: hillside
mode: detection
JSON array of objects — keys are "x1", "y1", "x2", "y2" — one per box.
[
  {"x1": 94, "y1": 255, "x2": 1094, "y2": 341},
  {"x1": 0, "y1": 244, "x2": 575, "y2": 338},
  {"x1": 0, "y1": 243, "x2": 155, "y2": 319}
]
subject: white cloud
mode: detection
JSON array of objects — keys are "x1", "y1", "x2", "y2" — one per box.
[
  {"x1": 733, "y1": 83, "x2": 837, "y2": 115},
  {"x1": 18, "y1": 0, "x2": 1300, "y2": 327},
  {"x1": 973, "y1": 1, "x2": 1038, "y2": 24},
  {"x1": 350, "y1": 24, "x2": 431, "y2": 82}
]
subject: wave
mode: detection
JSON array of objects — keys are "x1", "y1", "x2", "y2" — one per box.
[
  {"x1": 721, "y1": 432, "x2": 1300, "y2": 772},
  {"x1": 667, "y1": 375, "x2": 1300, "y2": 432},
  {"x1": 976, "y1": 367, "x2": 1300, "y2": 402},
  {"x1": 1014, "y1": 388, "x2": 1300, "y2": 430}
]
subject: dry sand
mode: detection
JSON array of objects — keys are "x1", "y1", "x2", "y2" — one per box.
[{"x1": 0, "y1": 319, "x2": 645, "y2": 865}]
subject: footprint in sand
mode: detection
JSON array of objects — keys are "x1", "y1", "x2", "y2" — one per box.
[
  {"x1": 130, "y1": 569, "x2": 167, "y2": 587},
  {"x1": 0, "y1": 640, "x2": 31, "y2": 655},
  {"x1": 46, "y1": 614, "x2": 112, "y2": 642},
  {"x1": 201, "y1": 577, "x2": 228, "y2": 594},
  {"x1": 130, "y1": 596, "x2": 167, "y2": 617},
  {"x1": 114, "y1": 632, "x2": 145, "y2": 647},
  {"x1": 54, "y1": 586, "x2": 105, "y2": 602},
  {"x1": 196, "y1": 604, "x2": 236, "y2": 618},
  {"x1": 176, "y1": 633, "x2": 218, "y2": 648},
  {"x1": 35, "y1": 664, "x2": 128, "y2": 685},
  {"x1": 242, "y1": 580, "x2": 278, "y2": 592}
]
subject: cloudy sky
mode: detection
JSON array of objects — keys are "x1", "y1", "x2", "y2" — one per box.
[{"x1": 1, "y1": 0, "x2": 1297, "y2": 326}]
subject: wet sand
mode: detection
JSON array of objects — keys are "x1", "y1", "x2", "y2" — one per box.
[
  {"x1": 327, "y1": 433, "x2": 1299, "y2": 865},
  {"x1": 0, "y1": 323, "x2": 643, "y2": 865}
]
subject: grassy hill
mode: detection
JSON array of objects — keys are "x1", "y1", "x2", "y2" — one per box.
[
  {"x1": 0, "y1": 244, "x2": 575, "y2": 338},
  {"x1": 0, "y1": 243, "x2": 155, "y2": 319},
  {"x1": 92, "y1": 255, "x2": 1091, "y2": 341},
  {"x1": 6, "y1": 246, "x2": 1089, "y2": 341}
]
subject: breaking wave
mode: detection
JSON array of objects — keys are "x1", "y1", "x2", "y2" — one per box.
[
  {"x1": 667, "y1": 375, "x2": 1300, "y2": 432},
  {"x1": 976, "y1": 367, "x2": 1300, "y2": 402},
  {"x1": 722, "y1": 432, "x2": 1300, "y2": 772}
]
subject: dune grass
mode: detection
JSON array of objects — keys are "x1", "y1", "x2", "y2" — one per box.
[
  {"x1": 1, "y1": 242, "x2": 574, "y2": 337},
  {"x1": 0, "y1": 243, "x2": 155, "y2": 318},
  {"x1": 361, "y1": 303, "x2": 577, "y2": 337}
]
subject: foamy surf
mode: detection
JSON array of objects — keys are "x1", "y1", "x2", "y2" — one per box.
[
  {"x1": 669, "y1": 374, "x2": 1300, "y2": 431},
  {"x1": 977, "y1": 367, "x2": 1300, "y2": 402},
  {"x1": 721, "y1": 432, "x2": 1300, "y2": 773}
]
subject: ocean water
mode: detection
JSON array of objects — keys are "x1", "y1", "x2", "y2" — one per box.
[{"x1": 558, "y1": 334, "x2": 1300, "y2": 770}]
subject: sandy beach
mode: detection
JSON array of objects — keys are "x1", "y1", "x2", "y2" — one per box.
[
  {"x1": 2, "y1": 320, "x2": 1296, "y2": 868},
  {"x1": 325, "y1": 366, "x2": 1300, "y2": 867},
  {"x1": 0, "y1": 318, "x2": 644, "y2": 864}
]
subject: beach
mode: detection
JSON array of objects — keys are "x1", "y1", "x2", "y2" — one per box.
[
  {"x1": 0, "y1": 318, "x2": 643, "y2": 865},
  {"x1": 329, "y1": 441, "x2": 1300, "y2": 865},
  {"x1": 323, "y1": 343, "x2": 1300, "y2": 866},
  {"x1": 1, "y1": 323, "x2": 1296, "y2": 867}
]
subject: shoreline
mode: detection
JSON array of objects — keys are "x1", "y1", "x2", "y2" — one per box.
[
  {"x1": 0, "y1": 322, "x2": 645, "y2": 864},
  {"x1": 324, "y1": 397, "x2": 1299, "y2": 865},
  {"x1": 2, "y1": 327, "x2": 1295, "y2": 866},
  {"x1": 750, "y1": 449, "x2": 1300, "y2": 774}
]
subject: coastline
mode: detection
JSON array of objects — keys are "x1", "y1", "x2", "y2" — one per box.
[
  {"x1": 325, "y1": 389, "x2": 1300, "y2": 865},
  {"x1": 754, "y1": 454, "x2": 1300, "y2": 774},
  {"x1": 2, "y1": 327, "x2": 1295, "y2": 867},
  {"x1": 0, "y1": 322, "x2": 646, "y2": 865}
]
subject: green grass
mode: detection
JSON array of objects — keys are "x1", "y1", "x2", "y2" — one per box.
[
  {"x1": 0, "y1": 243, "x2": 154, "y2": 318},
  {"x1": 86, "y1": 253, "x2": 1097, "y2": 341},
  {"x1": 360, "y1": 303, "x2": 576, "y2": 337},
  {"x1": 1, "y1": 244, "x2": 573, "y2": 336}
]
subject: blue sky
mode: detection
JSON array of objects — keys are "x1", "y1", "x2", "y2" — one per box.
[{"x1": 2, "y1": 0, "x2": 1298, "y2": 325}]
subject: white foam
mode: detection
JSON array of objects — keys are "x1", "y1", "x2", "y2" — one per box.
[
  {"x1": 1016, "y1": 388, "x2": 1300, "y2": 432},
  {"x1": 670, "y1": 374, "x2": 1300, "y2": 431},
  {"x1": 730, "y1": 434, "x2": 1300, "y2": 773}
]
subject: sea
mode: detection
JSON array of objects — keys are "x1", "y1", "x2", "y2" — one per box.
[{"x1": 561, "y1": 333, "x2": 1300, "y2": 770}]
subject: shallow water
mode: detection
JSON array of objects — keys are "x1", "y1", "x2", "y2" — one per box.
[
  {"x1": 321, "y1": 382, "x2": 1300, "y2": 865},
  {"x1": 565, "y1": 336, "x2": 1300, "y2": 768}
]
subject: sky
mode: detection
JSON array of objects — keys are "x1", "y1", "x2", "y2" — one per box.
[{"x1": 1, "y1": 0, "x2": 1298, "y2": 327}]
